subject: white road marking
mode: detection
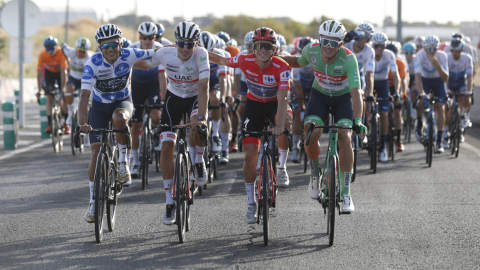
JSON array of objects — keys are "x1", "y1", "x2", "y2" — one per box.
[
  {"x1": 214, "y1": 171, "x2": 240, "y2": 196},
  {"x1": 0, "y1": 140, "x2": 50, "y2": 161}
]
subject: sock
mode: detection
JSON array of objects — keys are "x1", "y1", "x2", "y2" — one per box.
[
  {"x1": 89, "y1": 181, "x2": 94, "y2": 203},
  {"x1": 132, "y1": 149, "x2": 139, "y2": 166},
  {"x1": 278, "y1": 148, "x2": 288, "y2": 169},
  {"x1": 231, "y1": 133, "x2": 237, "y2": 143},
  {"x1": 47, "y1": 115, "x2": 52, "y2": 125},
  {"x1": 437, "y1": 131, "x2": 443, "y2": 144},
  {"x1": 221, "y1": 133, "x2": 229, "y2": 151},
  {"x1": 163, "y1": 179, "x2": 174, "y2": 205},
  {"x1": 67, "y1": 104, "x2": 74, "y2": 115},
  {"x1": 381, "y1": 136, "x2": 387, "y2": 150},
  {"x1": 396, "y1": 129, "x2": 401, "y2": 143},
  {"x1": 118, "y1": 144, "x2": 127, "y2": 162},
  {"x1": 309, "y1": 158, "x2": 320, "y2": 177},
  {"x1": 63, "y1": 113, "x2": 68, "y2": 122},
  {"x1": 340, "y1": 170, "x2": 352, "y2": 196},
  {"x1": 246, "y1": 182, "x2": 255, "y2": 204},
  {"x1": 195, "y1": 146, "x2": 204, "y2": 163},
  {"x1": 212, "y1": 120, "x2": 220, "y2": 137},
  {"x1": 416, "y1": 117, "x2": 422, "y2": 129},
  {"x1": 189, "y1": 146, "x2": 196, "y2": 165},
  {"x1": 293, "y1": 134, "x2": 300, "y2": 150}
]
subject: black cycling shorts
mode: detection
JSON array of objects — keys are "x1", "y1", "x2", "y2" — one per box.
[
  {"x1": 43, "y1": 70, "x2": 61, "y2": 94},
  {"x1": 304, "y1": 90, "x2": 353, "y2": 126},
  {"x1": 160, "y1": 90, "x2": 198, "y2": 133},
  {"x1": 67, "y1": 75, "x2": 82, "y2": 90},
  {"x1": 131, "y1": 79, "x2": 161, "y2": 123},
  {"x1": 89, "y1": 98, "x2": 133, "y2": 145}
]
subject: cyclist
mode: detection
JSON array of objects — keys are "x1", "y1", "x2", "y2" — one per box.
[
  {"x1": 208, "y1": 27, "x2": 293, "y2": 222},
  {"x1": 79, "y1": 24, "x2": 158, "y2": 222},
  {"x1": 444, "y1": 33, "x2": 477, "y2": 79},
  {"x1": 403, "y1": 42, "x2": 418, "y2": 118},
  {"x1": 371, "y1": 32, "x2": 400, "y2": 162},
  {"x1": 61, "y1": 38, "x2": 94, "y2": 129},
  {"x1": 128, "y1": 22, "x2": 167, "y2": 181},
  {"x1": 414, "y1": 35, "x2": 449, "y2": 153},
  {"x1": 290, "y1": 37, "x2": 315, "y2": 163},
  {"x1": 386, "y1": 41, "x2": 409, "y2": 152},
  {"x1": 154, "y1": 23, "x2": 173, "y2": 46},
  {"x1": 280, "y1": 20, "x2": 367, "y2": 213},
  {"x1": 36, "y1": 36, "x2": 69, "y2": 135},
  {"x1": 413, "y1": 35, "x2": 425, "y2": 53},
  {"x1": 134, "y1": 21, "x2": 209, "y2": 225},
  {"x1": 218, "y1": 31, "x2": 240, "y2": 57},
  {"x1": 444, "y1": 38, "x2": 473, "y2": 146}
]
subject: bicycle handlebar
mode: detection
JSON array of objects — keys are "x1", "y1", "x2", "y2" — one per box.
[
  {"x1": 305, "y1": 123, "x2": 356, "y2": 146},
  {"x1": 156, "y1": 123, "x2": 208, "y2": 146},
  {"x1": 241, "y1": 128, "x2": 293, "y2": 151},
  {"x1": 74, "y1": 125, "x2": 131, "y2": 149}
]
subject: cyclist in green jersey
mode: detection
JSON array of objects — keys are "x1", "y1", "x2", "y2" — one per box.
[{"x1": 280, "y1": 20, "x2": 367, "y2": 213}]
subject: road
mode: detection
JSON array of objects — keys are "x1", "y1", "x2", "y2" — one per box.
[{"x1": 1, "y1": 118, "x2": 480, "y2": 269}]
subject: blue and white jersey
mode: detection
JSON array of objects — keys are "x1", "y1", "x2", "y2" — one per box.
[
  {"x1": 81, "y1": 47, "x2": 156, "y2": 103},
  {"x1": 414, "y1": 49, "x2": 448, "y2": 79},
  {"x1": 374, "y1": 49, "x2": 397, "y2": 81},
  {"x1": 443, "y1": 43, "x2": 477, "y2": 65},
  {"x1": 61, "y1": 44, "x2": 94, "y2": 80},
  {"x1": 130, "y1": 41, "x2": 164, "y2": 83},
  {"x1": 447, "y1": 52, "x2": 473, "y2": 88},
  {"x1": 344, "y1": 41, "x2": 375, "y2": 73}
]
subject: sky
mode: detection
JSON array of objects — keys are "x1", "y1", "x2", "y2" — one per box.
[{"x1": 29, "y1": 0, "x2": 479, "y2": 26}]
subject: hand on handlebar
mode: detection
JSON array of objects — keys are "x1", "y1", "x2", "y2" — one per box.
[
  {"x1": 270, "y1": 126, "x2": 284, "y2": 136},
  {"x1": 79, "y1": 124, "x2": 93, "y2": 134}
]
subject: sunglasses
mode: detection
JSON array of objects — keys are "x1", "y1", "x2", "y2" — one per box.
[
  {"x1": 45, "y1": 46, "x2": 55, "y2": 51},
  {"x1": 77, "y1": 49, "x2": 86, "y2": 53},
  {"x1": 373, "y1": 44, "x2": 385, "y2": 49},
  {"x1": 253, "y1": 42, "x2": 274, "y2": 51},
  {"x1": 404, "y1": 51, "x2": 414, "y2": 55},
  {"x1": 100, "y1": 42, "x2": 120, "y2": 50},
  {"x1": 451, "y1": 49, "x2": 462, "y2": 53},
  {"x1": 354, "y1": 31, "x2": 370, "y2": 41},
  {"x1": 425, "y1": 47, "x2": 437, "y2": 52},
  {"x1": 141, "y1": 35, "x2": 155, "y2": 40},
  {"x1": 320, "y1": 37, "x2": 341, "y2": 48},
  {"x1": 176, "y1": 40, "x2": 196, "y2": 49}
]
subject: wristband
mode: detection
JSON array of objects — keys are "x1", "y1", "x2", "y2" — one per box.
[{"x1": 354, "y1": 118, "x2": 362, "y2": 126}]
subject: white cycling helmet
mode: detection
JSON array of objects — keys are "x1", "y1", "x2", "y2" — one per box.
[
  {"x1": 199, "y1": 31, "x2": 215, "y2": 51},
  {"x1": 138, "y1": 22, "x2": 157, "y2": 36},
  {"x1": 218, "y1": 39, "x2": 226, "y2": 50},
  {"x1": 318, "y1": 20, "x2": 346, "y2": 40},
  {"x1": 356, "y1": 22, "x2": 375, "y2": 37},
  {"x1": 413, "y1": 35, "x2": 425, "y2": 47},
  {"x1": 227, "y1": 38, "x2": 238, "y2": 47},
  {"x1": 174, "y1": 21, "x2": 201, "y2": 41},
  {"x1": 244, "y1": 31, "x2": 254, "y2": 45},
  {"x1": 95, "y1": 24, "x2": 122, "y2": 43},
  {"x1": 75, "y1": 37, "x2": 91, "y2": 51},
  {"x1": 423, "y1": 35, "x2": 440, "y2": 48},
  {"x1": 371, "y1": 32, "x2": 388, "y2": 45}
]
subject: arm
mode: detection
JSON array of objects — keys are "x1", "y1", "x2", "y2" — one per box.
[
  {"x1": 208, "y1": 51, "x2": 228, "y2": 66},
  {"x1": 78, "y1": 90, "x2": 91, "y2": 126},
  {"x1": 218, "y1": 75, "x2": 227, "y2": 102},
  {"x1": 234, "y1": 73, "x2": 241, "y2": 96},
  {"x1": 392, "y1": 71, "x2": 400, "y2": 95},
  {"x1": 158, "y1": 72, "x2": 167, "y2": 102},
  {"x1": 467, "y1": 74, "x2": 473, "y2": 93},
  {"x1": 434, "y1": 60, "x2": 449, "y2": 82},
  {"x1": 294, "y1": 81, "x2": 305, "y2": 110},
  {"x1": 415, "y1": 73, "x2": 424, "y2": 96},
  {"x1": 133, "y1": 60, "x2": 154, "y2": 70},
  {"x1": 196, "y1": 78, "x2": 209, "y2": 121},
  {"x1": 402, "y1": 74, "x2": 409, "y2": 96},
  {"x1": 60, "y1": 68, "x2": 67, "y2": 92},
  {"x1": 365, "y1": 71, "x2": 374, "y2": 97},
  {"x1": 278, "y1": 55, "x2": 302, "y2": 68},
  {"x1": 272, "y1": 90, "x2": 288, "y2": 135},
  {"x1": 350, "y1": 87, "x2": 363, "y2": 120}
]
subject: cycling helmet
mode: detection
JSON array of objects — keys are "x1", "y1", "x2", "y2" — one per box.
[
  {"x1": 244, "y1": 31, "x2": 254, "y2": 45},
  {"x1": 423, "y1": 35, "x2": 440, "y2": 48},
  {"x1": 413, "y1": 35, "x2": 425, "y2": 47},
  {"x1": 252, "y1": 27, "x2": 277, "y2": 44},
  {"x1": 174, "y1": 21, "x2": 201, "y2": 41},
  {"x1": 44, "y1": 36, "x2": 58, "y2": 47},
  {"x1": 451, "y1": 32, "x2": 465, "y2": 41},
  {"x1": 199, "y1": 31, "x2": 215, "y2": 51},
  {"x1": 95, "y1": 24, "x2": 122, "y2": 43},
  {"x1": 293, "y1": 37, "x2": 302, "y2": 51},
  {"x1": 75, "y1": 37, "x2": 91, "y2": 51},
  {"x1": 217, "y1": 31, "x2": 230, "y2": 43},
  {"x1": 138, "y1": 22, "x2": 157, "y2": 36},
  {"x1": 371, "y1": 32, "x2": 388, "y2": 45},
  {"x1": 356, "y1": 22, "x2": 375, "y2": 37},
  {"x1": 218, "y1": 39, "x2": 226, "y2": 50},
  {"x1": 277, "y1": 34, "x2": 286, "y2": 47},
  {"x1": 318, "y1": 20, "x2": 346, "y2": 40},
  {"x1": 121, "y1": 37, "x2": 132, "y2": 48},
  {"x1": 155, "y1": 23, "x2": 165, "y2": 37},
  {"x1": 386, "y1": 41, "x2": 399, "y2": 54},
  {"x1": 402, "y1": 42, "x2": 416, "y2": 53},
  {"x1": 450, "y1": 38, "x2": 464, "y2": 50},
  {"x1": 298, "y1": 37, "x2": 314, "y2": 50},
  {"x1": 227, "y1": 38, "x2": 238, "y2": 47}
]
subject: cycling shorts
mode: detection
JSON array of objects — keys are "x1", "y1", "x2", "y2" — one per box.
[
  {"x1": 89, "y1": 98, "x2": 133, "y2": 145},
  {"x1": 160, "y1": 90, "x2": 198, "y2": 134},
  {"x1": 374, "y1": 79, "x2": 390, "y2": 112},
  {"x1": 240, "y1": 81, "x2": 248, "y2": 96},
  {"x1": 450, "y1": 84, "x2": 470, "y2": 95},
  {"x1": 291, "y1": 87, "x2": 311, "y2": 110},
  {"x1": 209, "y1": 77, "x2": 220, "y2": 92},
  {"x1": 131, "y1": 80, "x2": 161, "y2": 123},
  {"x1": 42, "y1": 70, "x2": 61, "y2": 94},
  {"x1": 67, "y1": 75, "x2": 81, "y2": 90},
  {"x1": 304, "y1": 90, "x2": 353, "y2": 127},
  {"x1": 422, "y1": 77, "x2": 447, "y2": 103},
  {"x1": 389, "y1": 86, "x2": 403, "y2": 109},
  {"x1": 409, "y1": 73, "x2": 416, "y2": 89}
]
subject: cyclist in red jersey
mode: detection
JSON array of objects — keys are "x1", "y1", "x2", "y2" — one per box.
[{"x1": 209, "y1": 27, "x2": 293, "y2": 224}]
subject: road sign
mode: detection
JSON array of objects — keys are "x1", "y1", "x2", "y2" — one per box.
[{"x1": 0, "y1": 0, "x2": 41, "y2": 38}]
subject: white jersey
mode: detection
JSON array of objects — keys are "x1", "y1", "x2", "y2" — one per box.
[
  {"x1": 374, "y1": 49, "x2": 397, "y2": 81},
  {"x1": 223, "y1": 50, "x2": 233, "y2": 75},
  {"x1": 344, "y1": 41, "x2": 375, "y2": 73},
  {"x1": 147, "y1": 46, "x2": 210, "y2": 98},
  {"x1": 160, "y1": 38, "x2": 173, "y2": 46},
  {"x1": 61, "y1": 44, "x2": 94, "y2": 80},
  {"x1": 129, "y1": 41, "x2": 165, "y2": 82},
  {"x1": 235, "y1": 49, "x2": 249, "y2": 82},
  {"x1": 443, "y1": 44, "x2": 477, "y2": 65},
  {"x1": 81, "y1": 48, "x2": 156, "y2": 103},
  {"x1": 447, "y1": 52, "x2": 473, "y2": 81},
  {"x1": 414, "y1": 49, "x2": 448, "y2": 79},
  {"x1": 405, "y1": 54, "x2": 416, "y2": 75}
]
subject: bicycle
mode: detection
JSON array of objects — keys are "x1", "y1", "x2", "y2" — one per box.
[
  {"x1": 242, "y1": 120, "x2": 292, "y2": 246},
  {"x1": 134, "y1": 103, "x2": 162, "y2": 190},
  {"x1": 376, "y1": 96, "x2": 396, "y2": 161},
  {"x1": 419, "y1": 93, "x2": 439, "y2": 168},
  {"x1": 448, "y1": 91, "x2": 464, "y2": 158},
  {"x1": 70, "y1": 88, "x2": 85, "y2": 155},
  {"x1": 74, "y1": 124, "x2": 131, "y2": 243},
  {"x1": 305, "y1": 121, "x2": 359, "y2": 247},
  {"x1": 41, "y1": 87, "x2": 65, "y2": 153},
  {"x1": 402, "y1": 92, "x2": 413, "y2": 144},
  {"x1": 364, "y1": 96, "x2": 379, "y2": 174}
]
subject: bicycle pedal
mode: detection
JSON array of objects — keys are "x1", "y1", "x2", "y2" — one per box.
[{"x1": 188, "y1": 199, "x2": 193, "y2": 205}]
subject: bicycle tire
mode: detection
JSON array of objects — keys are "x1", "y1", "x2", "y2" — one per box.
[
  {"x1": 94, "y1": 152, "x2": 107, "y2": 243},
  {"x1": 405, "y1": 102, "x2": 411, "y2": 143},
  {"x1": 327, "y1": 156, "x2": 336, "y2": 246},
  {"x1": 271, "y1": 136, "x2": 277, "y2": 176},
  {"x1": 175, "y1": 153, "x2": 187, "y2": 243},
  {"x1": 351, "y1": 135, "x2": 357, "y2": 183},
  {"x1": 262, "y1": 154, "x2": 270, "y2": 246},
  {"x1": 371, "y1": 115, "x2": 378, "y2": 174},
  {"x1": 58, "y1": 111, "x2": 64, "y2": 151},
  {"x1": 388, "y1": 107, "x2": 395, "y2": 161},
  {"x1": 141, "y1": 125, "x2": 148, "y2": 190},
  {"x1": 52, "y1": 109, "x2": 59, "y2": 153},
  {"x1": 427, "y1": 117, "x2": 433, "y2": 167},
  {"x1": 71, "y1": 110, "x2": 77, "y2": 155},
  {"x1": 455, "y1": 113, "x2": 461, "y2": 158},
  {"x1": 107, "y1": 148, "x2": 118, "y2": 232},
  {"x1": 155, "y1": 150, "x2": 161, "y2": 172},
  {"x1": 213, "y1": 154, "x2": 218, "y2": 179},
  {"x1": 303, "y1": 150, "x2": 307, "y2": 174}
]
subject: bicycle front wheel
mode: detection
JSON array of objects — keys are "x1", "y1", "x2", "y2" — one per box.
[
  {"x1": 351, "y1": 134, "x2": 357, "y2": 183},
  {"x1": 94, "y1": 152, "x2": 108, "y2": 243},
  {"x1": 107, "y1": 148, "x2": 119, "y2": 232},
  {"x1": 262, "y1": 154, "x2": 270, "y2": 246},
  {"x1": 371, "y1": 115, "x2": 378, "y2": 173},
  {"x1": 427, "y1": 117, "x2": 434, "y2": 167},
  {"x1": 141, "y1": 128, "x2": 148, "y2": 190},
  {"x1": 175, "y1": 153, "x2": 188, "y2": 243},
  {"x1": 327, "y1": 157, "x2": 337, "y2": 246}
]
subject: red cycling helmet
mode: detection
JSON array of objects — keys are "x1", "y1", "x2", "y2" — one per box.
[{"x1": 252, "y1": 27, "x2": 277, "y2": 44}]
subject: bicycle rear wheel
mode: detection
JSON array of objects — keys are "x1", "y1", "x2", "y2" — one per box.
[
  {"x1": 141, "y1": 126, "x2": 149, "y2": 190},
  {"x1": 52, "y1": 109, "x2": 60, "y2": 153},
  {"x1": 262, "y1": 154, "x2": 270, "y2": 246},
  {"x1": 427, "y1": 117, "x2": 433, "y2": 167},
  {"x1": 327, "y1": 157, "x2": 337, "y2": 246},
  {"x1": 94, "y1": 152, "x2": 107, "y2": 243},
  {"x1": 175, "y1": 153, "x2": 188, "y2": 243},
  {"x1": 107, "y1": 148, "x2": 119, "y2": 232}
]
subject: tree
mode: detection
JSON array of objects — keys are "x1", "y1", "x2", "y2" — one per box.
[{"x1": 383, "y1": 16, "x2": 395, "y2": 27}]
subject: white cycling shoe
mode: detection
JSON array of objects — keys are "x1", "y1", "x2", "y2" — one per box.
[
  {"x1": 379, "y1": 148, "x2": 388, "y2": 162},
  {"x1": 308, "y1": 176, "x2": 320, "y2": 199},
  {"x1": 277, "y1": 168, "x2": 289, "y2": 188},
  {"x1": 340, "y1": 195, "x2": 354, "y2": 213},
  {"x1": 84, "y1": 203, "x2": 95, "y2": 223},
  {"x1": 244, "y1": 203, "x2": 257, "y2": 224}
]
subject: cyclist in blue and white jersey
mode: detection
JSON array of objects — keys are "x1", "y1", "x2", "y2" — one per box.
[
  {"x1": 134, "y1": 21, "x2": 209, "y2": 225},
  {"x1": 79, "y1": 24, "x2": 158, "y2": 223},
  {"x1": 128, "y1": 22, "x2": 167, "y2": 181},
  {"x1": 414, "y1": 35, "x2": 449, "y2": 153},
  {"x1": 154, "y1": 23, "x2": 173, "y2": 46},
  {"x1": 371, "y1": 32, "x2": 400, "y2": 162},
  {"x1": 444, "y1": 33, "x2": 477, "y2": 78},
  {"x1": 444, "y1": 38, "x2": 473, "y2": 146},
  {"x1": 403, "y1": 42, "x2": 418, "y2": 111},
  {"x1": 121, "y1": 37, "x2": 132, "y2": 48}
]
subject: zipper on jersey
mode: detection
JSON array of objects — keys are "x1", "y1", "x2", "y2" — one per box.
[{"x1": 325, "y1": 64, "x2": 332, "y2": 97}]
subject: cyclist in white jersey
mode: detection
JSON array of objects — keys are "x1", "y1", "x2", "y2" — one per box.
[
  {"x1": 414, "y1": 35, "x2": 449, "y2": 153},
  {"x1": 128, "y1": 22, "x2": 167, "y2": 181},
  {"x1": 79, "y1": 24, "x2": 157, "y2": 223},
  {"x1": 134, "y1": 21, "x2": 209, "y2": 225},
  {"x1": 443, "y1": 33, "x2": 477, "y2": 78},
  {"x1": 61, "y1": 38, "x2": 94, "y2": 127},
  {"x1": 154, "y1": 23, "x2": 173, "y2": 46},
  {"x1": 371, "y1": 32, "x2": 400, "y2": 162}
]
